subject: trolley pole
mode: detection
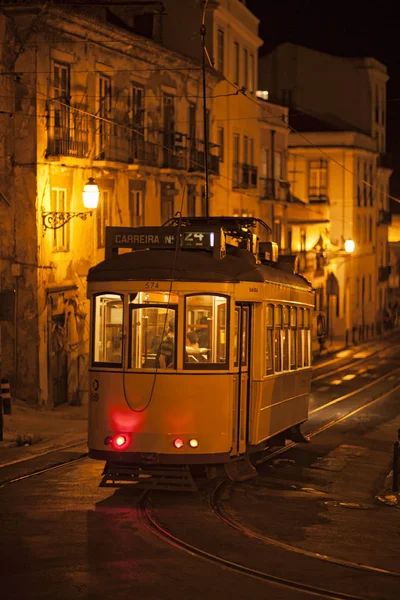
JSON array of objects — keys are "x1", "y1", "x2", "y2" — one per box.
[
  {"x1": 392, "y1": 428, "x2": 400, "y2": 493},
  {"x1": 200, "y1": 0, "x2": 209, "y2": 217}
]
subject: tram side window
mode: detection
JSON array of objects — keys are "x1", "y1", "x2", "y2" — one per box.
[
  {"x1": 93, "y1": 293, "x2": 123, "y2": 365},
  {"x1": 130, "y1": 305, "x2": 177, "y2": 369},
  {"x1": 274, "y1": 305, "x2": 282, "y2": 372},
  {"x1": 282, "y1": 305, "x2": 289, "y2": 371},
  {"x1": 185, "y1": 295, "x2": 228, "y2": 368},
  {"x1": 266, "y1": 304, "x2": 274, "y2": 374},
  {"x1": 303, "y1": 308, "x2": 310, "y2": 367},
  {"x1": 297, "y1": 308, "x2": 304, "y2": 368},
  {"x1": 290, "y1": 307, "x2": 297, "y2": 370}
]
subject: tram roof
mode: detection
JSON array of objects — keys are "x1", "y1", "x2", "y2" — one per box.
[{"x1": 87, "y1": 247, "x2": 312, "y2": 290}]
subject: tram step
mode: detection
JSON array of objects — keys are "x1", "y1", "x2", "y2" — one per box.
[
  {"x1": 99, "y1": 462, "x2": 198, "y2": 491},
  {"x1": 224, "y1": 456, "x2": 258, "y2": 482}
]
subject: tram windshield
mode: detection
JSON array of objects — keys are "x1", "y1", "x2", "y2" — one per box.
[
  {"x1": 130, "y1": 304, "x2": 177, "y2": 369},
  {"x1": 93, "y1": 293, "x2": 123, "y2": 365},
  {"x1": 185, "y1": 294, "x2": 228, "y2": 368}
]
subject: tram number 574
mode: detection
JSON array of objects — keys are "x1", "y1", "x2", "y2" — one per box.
[{"x1": 144, "y1": 281, "x2": 160, "y2": 290}]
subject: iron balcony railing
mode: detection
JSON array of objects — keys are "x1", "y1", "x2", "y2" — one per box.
[
  {"x1": 129, "y1": 135, "x2": 160, "y2": 167},
  {"x1": 260, "y1": 178, "x2": 290, "y2": 201},
  {"x1": 232, "y1": 162, "x2": 257, "y2": 189},
  {"x1": 308, "y1": 187, "x2": 329, "y2": 203},
  {"x1": 188, "y1": 139, "x2": 220, "y2": 175},
  {"x1": 46, "y1": 104, "x2": 90, "y2": 158}
]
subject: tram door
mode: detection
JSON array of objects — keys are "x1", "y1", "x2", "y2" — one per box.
[{"x1": 233, "y1": 304, "x2": 251, "y2": 455}]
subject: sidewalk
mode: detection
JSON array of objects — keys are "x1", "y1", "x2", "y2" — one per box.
[{"x1": 0, "y1": 398, "x2": 88, "y2": 467}]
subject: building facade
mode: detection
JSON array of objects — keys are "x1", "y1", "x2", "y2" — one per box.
[
  {"x1": 260, "y1": 43, "x2": 392, "y2": 346},
  {"x1": 0, "y1": 2, "x2": 220, "y2": 405},
  {"x1": 161, "y1": 0, "x2": 264, "y2": 219}
]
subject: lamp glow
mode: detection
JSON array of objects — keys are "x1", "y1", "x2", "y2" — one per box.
[
  {"x1": 82, "y1": 177, "x2": 100, "y2": 209},
  {"x1": 344, "y1": 239, "x2": 355, "y2": 253}
]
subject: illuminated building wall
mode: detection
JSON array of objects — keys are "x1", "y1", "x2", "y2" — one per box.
[
  {"x1": 161, "y1": 0, "x2": 264, "y2": 218},
  {"x1": 261, "y1": 43, "x2": 392, "y2": 344},
  {"x1": 0, "y1": 3, "x2": 219, "y2": 405}
]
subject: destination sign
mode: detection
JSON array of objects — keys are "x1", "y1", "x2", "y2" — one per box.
[{"x1": 105, "y1": 226, "x2": 223, "y2": 260}]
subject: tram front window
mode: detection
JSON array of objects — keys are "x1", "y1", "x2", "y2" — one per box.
[
  {"x1": 93, "y1": 293, "x2": 123, "y2": 365},
  {"x1": 185, "y1": 294, "x2": 228, "y2": 368},
  {"x1": 130, "y1": 305, "x2": 177, "y2": 369}
]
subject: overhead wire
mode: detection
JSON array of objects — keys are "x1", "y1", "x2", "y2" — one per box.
[{"x1": 214, "y1": 71, "x2": 400, "y2": 206}]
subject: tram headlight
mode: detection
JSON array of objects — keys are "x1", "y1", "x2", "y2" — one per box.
[
  {"x1": 189, "y1": 439, "x2": 199, "y2": 448},
  {"x1": 173, "y1": 438, "x2": 184, "y2": 449}
]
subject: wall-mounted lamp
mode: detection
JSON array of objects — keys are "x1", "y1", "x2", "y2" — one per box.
[
  {"x1": 344, "y1": 239, "x2": 355, "y2": 253},
  {"x1": 42, "y1": 177, "x2": 99, "y2": 231}
]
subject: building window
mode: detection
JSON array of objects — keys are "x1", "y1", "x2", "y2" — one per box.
[
  {"x1": 161, "y1": 182, "x2": 175, "y2": 223},
  {"x1": 53, "y1": 62, "x2": 70, "y2": 141},
  {"x1": 234, "y1": 42, "x2": 240, "y2": 85},
  {"x1": 51, "y1": 188, "x2": 69, "y2": 251},
  {"x1": 233, "y1": 133, "x2": 240, "y2": 187},
  {"x1": 243, "y1": 135, "x2": 248, "y2": 164},
  {"x1": 217, "y1": 126, "x2": 224, "y2": 162},
  {"x1": 249, "y1": 53, "x2": 254, "y2": 93},
  {"x1": 273, "y1": 218, "x2": 282, "y2": 249},
  {"x1": 249, "y1": 138, "x2": 254, "y2": 165},
  {"x1": 131, "y1": 85, "x2": 144, "y2": 129},
  {"x1": 129, "y1": 188, "x2": 144, "y2": 227},
  {"x1": 188, "y1": 102, "x2": 196, "y2": 140},
  {"x1": 97, "y1": 189, "x2": 111, "y2": 248},
  {"x1": 243, "y1": 48, "x2": 248, "y2": 90},
  {"x1": 308, "y1": 159, "x2": 328, "y2": 201},
  {"x1": 369, "y1": 216, "x2": 373, "y2": 243},
  {"x1": 217, "y1": 29, "x2": 224, "y2": 73},
  {"x1": 96, "y1": 75, "x2": 112, "y2": 159},
  {"x1": 187, "y1": 184, "x2": 196, "y2": 216},
  {"x1": 274, "y1": 151, "x2": 282, "y2": 180}
]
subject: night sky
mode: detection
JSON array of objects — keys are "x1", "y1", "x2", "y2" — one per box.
[{"x1": 246, "y1": 0, "x2": 400, "y2": 203}]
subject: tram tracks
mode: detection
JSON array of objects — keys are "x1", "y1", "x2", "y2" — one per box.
[
  {"x1": 312, "y1": 336, "x2": 400, "y2": 382},
  {"x1": 138, "y1": 375, "x2": 400, "y2": 599},
  {"x1": 138, "y1": 491, "x2": 369, "y2": 600}
]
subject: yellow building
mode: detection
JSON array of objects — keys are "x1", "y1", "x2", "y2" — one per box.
[
  {"x1": 0, "y1": 3, "x2": 220, "y2": 405},
  {"x1": 161, "y1": 0, "x2": 263, "y2": 218},
  {"x1": 260, "y1": 43, "x2": 392, "y2": 346}
]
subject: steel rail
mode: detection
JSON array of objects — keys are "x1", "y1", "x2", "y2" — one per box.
[{"x1": 138, "y1": 491, "x2": 367, "y2": 600}]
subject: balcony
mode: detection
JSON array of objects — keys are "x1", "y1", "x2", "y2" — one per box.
[
  {"x1": 46, "y1": 104, "x2": 90, "y2": 158},
  {"x1": 95, "y1": 127, "x2": 130, "y2": 162},
  {"x1": 46, "y1": 136, "x2": 90, "y2": 158},
  {"x1": 129, "y1": 136, "x2": 160, "y2": 167},
  {"x1": 308, "y1": 187, "x2": 329, "y2": 203},
  {"x1": 378, "y1": 265, "x2": 391, "y2": 282},
  {"x1": 232, "y1": 162, "x2": 257, "y2": 189},
  {"x1": 188, "y1": 140, "x2": 220, "y2": 175},
  {"x1": 260, "y1": 178, "x2": 290, "y2": 201},
  {"x1": 378, "y1": 209, "x2": 392, "y2": 225}
]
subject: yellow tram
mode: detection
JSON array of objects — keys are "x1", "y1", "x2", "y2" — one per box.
[{"x1": 87, "y1": 217, "x2": 314, "y2": 489}]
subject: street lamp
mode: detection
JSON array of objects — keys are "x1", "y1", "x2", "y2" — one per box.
[
  {"x1": 42, "y1": 177, "x2": 99, "y2": 231},
  {"x1": 344, "y1": 239, "x2": 355, "y2": 253}
]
